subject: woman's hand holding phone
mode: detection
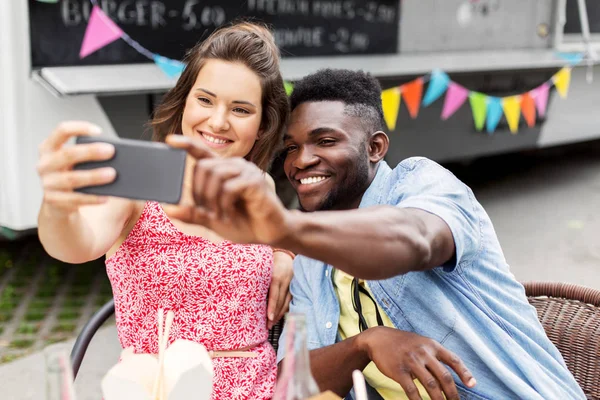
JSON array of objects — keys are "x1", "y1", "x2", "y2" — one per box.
[{"x1": 37, "y1": 121, "x2": 117, "y2": 216}]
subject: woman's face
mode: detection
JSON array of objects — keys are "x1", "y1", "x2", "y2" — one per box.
[{"x1": 181, "y1": 59, "x2": 263, "y2": 159}]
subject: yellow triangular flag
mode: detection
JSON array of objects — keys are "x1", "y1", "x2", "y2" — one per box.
[
  {"x1": 553, "y1": 68, "x2": 572, "y2": 98},
  {"x1": 502, "y1": 96, "x2": 521, "y2": 134},
  {"x1": 381, "y1": 87, "x2": 401, "y2": 131}
]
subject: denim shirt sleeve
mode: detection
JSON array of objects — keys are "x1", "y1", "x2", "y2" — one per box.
[
  {"x1": 276, "y1": 256, "x2": 318, "y2": 364},
  {"x1": 394, "y1": 158, "x2": 481, "y2": 271}
]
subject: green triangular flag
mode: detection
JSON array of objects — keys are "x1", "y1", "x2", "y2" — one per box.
[
  {"x1": 284, "y1": 82, "x2": 294, "y2": 96},
  {"x1": 469, "y1": 92, "x2": 487, "y2": 132}
]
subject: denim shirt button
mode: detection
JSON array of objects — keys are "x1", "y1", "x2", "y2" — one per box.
[
  {"x1": 382, "y1": 299, "x2": 390, "y2": 307},
  {"x1": 325, "y1": 321, "x2": 333, "y2": 329}
]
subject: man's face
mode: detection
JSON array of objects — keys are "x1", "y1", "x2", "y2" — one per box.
[{"x1": 283, "y1": 101, "x2": 374, "y2": 212}]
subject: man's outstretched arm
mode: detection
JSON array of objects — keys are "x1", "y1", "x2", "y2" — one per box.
[
  {"x1": 277, "y1": 206, "x2": 454, "y2": 280},
  {"x1": 165, "y1": 135, "x2": 460, "y2": 280}
]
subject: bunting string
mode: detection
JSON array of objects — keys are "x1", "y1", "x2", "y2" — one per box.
[
  {"x1": 380, "y1": 59, "x2": 580, "y2": 135},
  {"x1": 80, "y1": 1, "x2": 194, "y2": 78},
  {"x1": 78, "y1": 1, "x2": 583, "y2": 136}
]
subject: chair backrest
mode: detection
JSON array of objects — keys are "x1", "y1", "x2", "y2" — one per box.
[
  {"x1": 523, "y1": 282, "x2": 600, "y2": 400},
  {"x1": 268, "y1": 319, "x2": 284, "y2": 353}
]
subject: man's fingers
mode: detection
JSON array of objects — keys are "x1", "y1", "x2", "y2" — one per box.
[
  {"x1": 42, "y1": 168, "x2": 116, "y2": 191},
  {"x1": 166, "y1": 134, "x2": 217, "y2": 160},
  {"x1": 395, "y1": 372, "x2": 425, "y2": 400},
  {"x1": 198, "y1": 160, "x2": 242, "y2": 219},
  {"x1": 219, "y1": 175, "x2": 254, "y2": 219},
  {"x1": 437, "y1": 347, "x2": 476, "y2": 388},
  {"x1": 40, "y1": 121, "x2": 102, "y2": 155},
  {"x1": 426, "y1": 355, "x2": 460, "y2": 400},
  {"x1": 407, "y1": 361, "x2": 445, "y2": 400},
  {"x1": 191, "y1": 160, "x2": 212, "y2": 209}
]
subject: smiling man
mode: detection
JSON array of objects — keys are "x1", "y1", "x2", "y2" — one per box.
[{"x1": 166, "y1": 69, "x2": 585, "y2": 400}]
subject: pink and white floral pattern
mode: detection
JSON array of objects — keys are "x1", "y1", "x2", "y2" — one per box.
[{"x1": 106, "y1": 201, "x2": 276, "y2": 399}]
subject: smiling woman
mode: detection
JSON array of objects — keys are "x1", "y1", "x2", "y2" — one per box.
[
  {"x1": 150, "y1": 22, "x2": 289, "y2": 171},
  {"x1": 36, "y1": 21, "x2": 293, "y2": 400},
  {"x1": 180, "y1": 59, "x2": 263, "y2": 159}
]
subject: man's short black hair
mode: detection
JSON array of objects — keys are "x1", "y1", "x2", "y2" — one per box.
[{"x1": 290, "y1": 68, "x2": 386, "y2": 133}]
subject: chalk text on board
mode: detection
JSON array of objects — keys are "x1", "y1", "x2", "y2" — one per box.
[{"x1": 61, "y1": 0, "x2": 226, "y2": 30}]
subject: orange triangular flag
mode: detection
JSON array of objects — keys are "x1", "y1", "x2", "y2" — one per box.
[
  {"x1": 402, "y1": 78, "x2": 424, "y2": 119},
  {"x1": 521, "y1": 93, "x2": 536, "y2": 128}
]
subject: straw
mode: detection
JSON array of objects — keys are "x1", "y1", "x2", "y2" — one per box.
[
  {"x1": 152, "y1": 309, "x2": 165, "y2": 400},
  {"x1": 352, "y1": 370, "x2": 368, "y2": 400},
  {"x1": 160, "y1": 311, "x2": 175, "y2": 400}
]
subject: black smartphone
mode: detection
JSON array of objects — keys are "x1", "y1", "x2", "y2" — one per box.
[{"x1": 74, "y1": 136, "x2": 187, "y2": 204}]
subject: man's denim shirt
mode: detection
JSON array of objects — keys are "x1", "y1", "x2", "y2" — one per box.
[{"x1": 277, "y1": 158, "x2": 585, "y2": 400}]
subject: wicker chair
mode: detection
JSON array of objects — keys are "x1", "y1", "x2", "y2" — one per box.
[{"x1": 523, "y1": 282, "x2": 600, "y2": 400}]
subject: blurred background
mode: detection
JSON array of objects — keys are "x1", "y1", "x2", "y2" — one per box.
[{"x1": 1, "y1": 0, "x2": 599, "y2": 399}]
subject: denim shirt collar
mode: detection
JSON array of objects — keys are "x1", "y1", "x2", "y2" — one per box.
[{"x1": 358, "y1": 161, "x2": 392, "y2": 209}]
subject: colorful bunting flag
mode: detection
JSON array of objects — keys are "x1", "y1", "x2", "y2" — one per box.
[
  {"x1": 153, "y1": 55, "x2": 185, "y2": 78},
  {"x1": 441, "y1": 83, "x2": 469, "y2": 120},
  {"x1": 79, "y1": 5, "x2": 124, "y2": 59},
  {"x1": 502, "y1": 96, "x2": 522, "y2": 134},
  {"x1": 284, "y1": 82, "x2": 294, "y2": 96},
  {"x1": 555, "y1": 52, "x2": 584, "y2": 65},
  {"x1": 486, "y1": 97, "x2": 503, "y2": 134},
  {"x1": 381, "y1": 87, "x2": 401, "y2": 131},
  {"x1": 73, "y1": 2, "x2": 584, "y2": 136},
  {"x1": 531, "y1": 83, "x2": 550, "y2": 118},
  {"x1": 521, "y1": 93, "x2": 536, "y2": 128},
  {"x1": 553, "y1": 68, "x2": 572, "y2": 98},
  {"x1": 422, "y1": 70, "x2": 450, "y2": 107},
  {"x1": 402, "y1": 78, "x2": 424, "y2": 119},
  {"x1": 469, "y1": 92, "x2": 487, "y2": 132}
]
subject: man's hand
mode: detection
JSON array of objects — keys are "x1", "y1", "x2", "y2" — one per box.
[
  {"x1": 358, "y1": 327, "x2": 476, "y2": 400},
  {"x1": 267, "y1": 251, "x2": 294, "y2": 330},
  {"x1": 165, "y1": 135, "x2": 292, "y2": 245}
]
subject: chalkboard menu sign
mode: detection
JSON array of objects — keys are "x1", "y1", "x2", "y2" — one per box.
[
  {"x1": 29, "y1": 0, "x2": 400, "y2": 68},
  {"x1": 564, "y1": 0, "x2": 600, "y2": 34}
]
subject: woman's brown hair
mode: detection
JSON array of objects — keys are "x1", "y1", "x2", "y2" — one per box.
[{"x1": 150, "y1": 22, "x2": 289, "y2": 171}]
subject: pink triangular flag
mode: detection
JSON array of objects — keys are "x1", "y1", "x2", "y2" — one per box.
[
  {"x1": 441, "y1": 83, "x2": 469, "y2": 120},
  {"x1": 531, "y1": 83, "x2": 550, "y2": 119},
  {"x1": 80, "y1": 5, "x2": 124, "y2": 59}
]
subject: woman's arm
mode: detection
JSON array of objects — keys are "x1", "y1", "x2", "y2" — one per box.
[
  {"x1": 38, "y1": 197, "x2": 135, "y2": 263},
  {"x1": 36, "y1": 121, "x2": 136, "y2": 264}
]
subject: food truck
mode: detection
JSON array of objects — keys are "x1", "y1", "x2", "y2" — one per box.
[{"x1": 1, "y1": 0, "x2": 599, "y2": 236}]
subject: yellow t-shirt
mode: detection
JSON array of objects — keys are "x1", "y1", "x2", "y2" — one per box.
[{"x1": 333, "y1": 269, "x2": 431, "y2": 400}]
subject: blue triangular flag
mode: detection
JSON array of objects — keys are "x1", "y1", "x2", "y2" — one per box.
[
  {"x1": 486, "y1": 97, "x2": 503, "y2": 134},
  {"x1": 154, "y1": 55, "x2": 185, "y2": 78},
  {"x1": 555, "y1": 52, "x2": 584, "y2": 66},
  {"x1": 422, "y1": 69, "x2": 450, "y2": 107}
]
